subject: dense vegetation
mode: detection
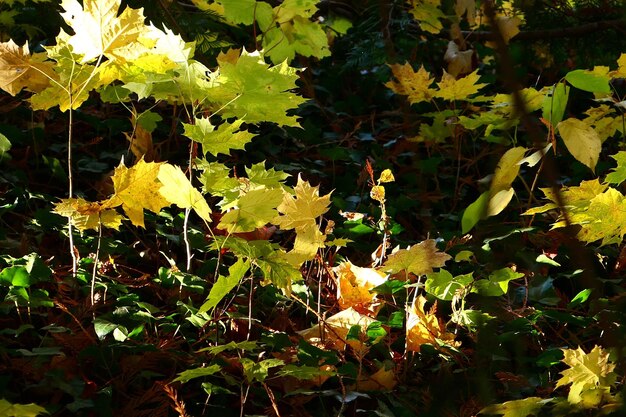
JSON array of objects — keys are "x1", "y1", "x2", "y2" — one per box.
[{"x1": 1, "y1": 0, "x2": 626, "y2": 416}]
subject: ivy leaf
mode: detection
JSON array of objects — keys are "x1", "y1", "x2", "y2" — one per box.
[
  {"x1": 198, "y1": 259, "x2": 250, "y2": 314},
  {"x1": 54, "y1": 198, "x2": 124, "y2": 232},
  {"x1": 60, "y1": 0, "x2": 149, "y2": 64},
  {"x1": 334, "y1": 261, "x2": 387, "y2": 310},
  {"x1": 406, "y1": 295, "x2": 459, "y2": 353},
  {"x1": 385, "y1": 63, "x2": 436, "y2": 104},
  {"x1": 556, "y1": 345, "x2": 617, "y2": 405},
  {"x1": 0, "y1": 398, "x2": 49, "y2": 417},
  {"x1": 479, "y1": 397, "x2": 552, "y2": 417},
  {"x1": 557, "y1": 118, "x2": 601, "y2": 171},
  {"x1": 435, "y1": 69, "x2": 486, "y2": 101},
  {"x1": 425, "y1": 270, "x2": 473, "y2": 301},
  {"x1": 218, "y1": 187, "x2": 284, "y2": 233},
  {"x1": 103, "y1": 159, "x2": 169, "y2": 228},
  {"x1": 605, "y1": 151, "x2": 626, "y2": 185},
  {"x1": 382, "y1": 239, "x2": 451, "y2": 276},
  {"x1": 158, "y1": 164, "x2": 212, "y2": 222},
  {"x1": 275, "y1": 176, "x2": 332, "y2": 231},
  {"x1": 0, "y1": 40, "x2": 55, "y2": 95},
  {"x1": 184, "y1": 117, "x2": 256, "y2": 157}
]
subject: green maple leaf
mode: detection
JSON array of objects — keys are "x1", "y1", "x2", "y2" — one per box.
[
  {"x1": 382, "y1": 239, "x2": 451, "y2": 276},
  {"x1": 197, "y1": 160, "x2": 241, "y2": 203},
  {"x1": 256, "y1": 252, "x2": 302, "y2": 294},
  {"x1": 263, "y1": 16, "x2": 331, "y2": 63},
  {"x1": 218, "y1": 187, "x2": 284, "y2": 233},
  {"x1": 246, "y1": 161, "x2": 290, "y2": 189},
  {"x1": 556, "y1": 345, "x2": 617, "y2": 406},
  {"x1": 184, "y1": 117, "x2": 256, "y2": 156},
  {"x1": 216, "y1": 0, "x2": 272, "y2": 25},
  {"x1": 206, "y1": 50, "x2": 306, "y2": 126},
  {"x1": 605, "y1": 151, "x2": 626, "y2": 185},
  {"x1": 158, "y1": 164, "x2": 212, "y2": 222}
]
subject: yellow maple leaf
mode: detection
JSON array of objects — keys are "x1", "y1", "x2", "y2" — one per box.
[
  {"x1": 334, "y1": 261, "x2": 387, "y2": 311},
  {"x1": 406, "y1": 295, "x2": 459, "y2": 353},
  {"x1": 556, "y1": 345, "x2": 617, "y2": 406},
  {"x1": 103, "y1": 158, "x2": 169, "y2": 228},
  {"x1": 382, "y1": 239, "x2": 451, "y2": 277},
  {"x1": 434, "y1": 69, "x2": 486, "y2": 101},
  {"x1": 353, "y1": 365, "x2": 397, "y2": 391},
  {"x1": 123, "y1": 125, "x2": 154, "y2": 161},
  {"x1": 275, "y1": 175, "x2": 331, "y2": 231},
  {"x1": 54, "y1": 198, "x2": 124, "y2": 232},
  {"x1": 60, "y1": 0, "x2": 150, "y2": 64},
  {"x1": 158, "y1": 164, "x2": 212, "y2": 222},
  {"x1": 385, "y1": 63, "x2": 435, "y2": 104},
  {"x1": 0, "y1": 40, "x2": 56, "y2": 96},
  {"x1": 298, "y1": 307, "x2": 376, "y2": 355}
]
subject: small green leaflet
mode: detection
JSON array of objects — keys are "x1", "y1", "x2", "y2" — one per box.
[
  {"x1": 542, "y1": 83, "x2": 569, "y2": 125},
  {"x1": 172, "y1": 364, "x2": 222, "y2": 384},
  {"x1": 277, "y1": 364, "x2": 336, "y2": 380},
  {"x1": 198, "y1": 259, "x2": 250, "y2": 314},
  {"x1": 472, "y1": 267, "x2": 525, "y2": 297},
  {"x1": 240, "y1": 357, "x2": 284, "y2": 383}
]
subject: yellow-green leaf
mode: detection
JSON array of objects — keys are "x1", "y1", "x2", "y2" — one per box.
[
  {"x1": 382, "y1": 239, "x2": 451, "y2": 276},
  {"x1": 54, "y1": 198, "x2": 124, "y2": 232},
  {"x1": 158, "y1": 164, "x2": 211, "y2": 222},
  {"x1": 557, "y1": 118, "x2": 601, "y2": 171},
  {"x1": 435, "y1": 69, "x2": 486, "y2": 101},
  {"x1": 218, "y1": 187, "x2": 284, "y2": 233},
  {"x1": 385, "y1": 63, "x2": 435, "y2": 104},
  {"x1": 274, "y1": 175, "x2": 331, "y2": 231}
]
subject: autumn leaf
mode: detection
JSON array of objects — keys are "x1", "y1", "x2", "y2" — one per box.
[
  {"x1": 274, "y1": 175, "x2": 331, "y2": 231},
  {"x1": 491, "y1": 147, "x2": 527, "y2": 193},
  {"x1": 495, "y1": 16, "x2": 521, "y2": 44},
  {"x1": 556, "y1": 345, "x2": 617, "y2": 406},
  {"x1": 218, "y1": 187, "x2": 283, "y2": 233},
  {"x1": 298, "y1": 307, "x2": 376, "y2": 355},
  {"x1": 573, "y1": 188, "x2": 626, "y2": 246},
  {"x1": 103, "y1": 158, "x2": 169, "y2": 228},
  {"x1": 409, "y1": 1, "x2": 446, "y2": 34},
  {"x1": 0, "y1": 40, "x2": 55, "y2": 95},
  {"x1": 385, "y1": 63, "x2": 436, "y2": 104},
  {"x1": 557, "y1": 118, "x2": 601, "y2": 171},
  {"x1": 334, "y1": 261, "x2": 387, "y2": 311},
  {"x1": 435, "y1": 69, "x2": 486, "y2": 101},
  {"x1": 0, "y1": 399, "x2": 49, "y2": 417},
  {"x1": 604, "y1": 151, "x2": 626, "y2": 185},
  {"x1": 158, "y1": 164, "x2": 212, "y2": 222},
  {"x1": 406, "y1": 295, "x2": 459, "y2": 353},
  {"x1": 60, "y1": 0, "x2": 149, "y2": 64},
  {"x1": 353, "y1": 364, "x2": 397, "y2": 391},
  {"x1": 54, "y1": 198, "x2": 124, "y2": 232},
  {"x1": 479, "y1": 397, "x2": 553, "y2": 417},
  {"x1": 382, "y1": 239, "x2": 451, "y2": 277},
  {"x1": 123, "y1": 124, "x2": 154, "y2": 161}
]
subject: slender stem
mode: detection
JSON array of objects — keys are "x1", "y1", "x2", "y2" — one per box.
[
  {"x1": 67, "y1": 103, "x2": 78, "y2": 277},
  {"x1": 183, "y1": 207, "x2": 192, "y2": 272},
  {"x1": 90, "y1": 219, "x2": 103, "y2": 309}
]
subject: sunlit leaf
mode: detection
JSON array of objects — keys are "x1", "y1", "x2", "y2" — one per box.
[
  {"x1": 556, "y1": 345, "x2": 617, "y2": 406},
  {"x1": 425, "y1": 269, "x2": 473, "y2": 301},
  {"x1": 218, "y1": 187, "x2": 283, "y2": 233},
  {"x1": 54, "y1": 198, "x2": 124, "y2": 231},
  {"x1": 103, "y1": 158, "x2": 168, "y2": 228},
  {"x1": 0, "y1": 398, "x2": 49, "y2": 417},
  {"x1": 479, "y1": 397, "x2": 552, "y2": 417},
  {"x1": 435, "y1": 69, "x2": 486, "y2": 101},
  {"x1": 335, "y1": 261, "x2": 387, "y2": 310},
  {"x1": 385, "y1": 63, "x2": 436, "y2": 104},
  {"x1": 198, "y1": 259, "x2": 250, "y2": 314},
  {"x1": 406, "y1": 295, "x2": 459, "y2": 353},
  {"x1": 240, "y1": 358, "x2": 284, "y2": 383},
  {"x1": 565, "y1": 69, "x2": 611, "y2": 94},
  {"x1": 158, "y1": 164, "x2": 212, "y2": 222},
  {"x1": 172, "y1": 365, "x2": 222, "y2": 383},
  {"x1": 382, "y1": 239, "x2": 451, "y2": 277},
  {"x1": 557, "y1": 118, "x2": 601, "y2": 171},
  {"x1": 605, "y1": 151, "x2": 626, "y2": 185},
  {"x1": 0, "y1": 40, "x2": 55, "y2": 95}
]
